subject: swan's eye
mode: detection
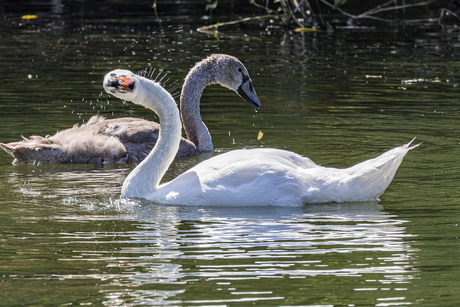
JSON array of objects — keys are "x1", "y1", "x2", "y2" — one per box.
[{"x1": 238, "y1": 68, "x2": 242, "y2": 72}]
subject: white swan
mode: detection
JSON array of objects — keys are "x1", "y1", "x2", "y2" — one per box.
[
  {"x1": 0, "y1": 54, "x2": 260, "y2": 164},
  {"x1": 104, "y1": 69, "x2": 419, "y2": 206}
]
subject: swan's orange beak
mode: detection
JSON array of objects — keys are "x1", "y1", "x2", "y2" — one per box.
[{"x1": 113, "y1": 76, "x2": 135, "y2": 93}]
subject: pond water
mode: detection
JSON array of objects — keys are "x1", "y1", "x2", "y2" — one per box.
[{"x1": 1, "y1": 1, "x2": 460, "y2": 306}]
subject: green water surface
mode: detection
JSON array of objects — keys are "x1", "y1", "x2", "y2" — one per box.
[{"x1": 0, "y1": 2, "x2": 459, "y2": 306}]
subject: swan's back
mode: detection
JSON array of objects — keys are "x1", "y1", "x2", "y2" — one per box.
[
  {"x1": 149, "y1": 141, "x2": 417, "y2": 206},
  {"x1": 150, "y1": 148, "x2": 317, "y2": 206},
  {"x1": 0, "y1": 115, "x2": 197, "y2": 164}
]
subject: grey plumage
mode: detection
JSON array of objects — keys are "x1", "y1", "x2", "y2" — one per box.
[{"x1": 1, "y1": 54, "x2": 259, "y2": 164}]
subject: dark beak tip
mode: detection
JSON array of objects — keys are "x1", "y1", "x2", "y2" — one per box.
[{"x1": 238, "y1": 83, "x2": 262, "y2": 111}]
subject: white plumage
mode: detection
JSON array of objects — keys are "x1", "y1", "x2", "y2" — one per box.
[{"x1": 104, "y1": 67, "x2": 418, "y2": 206}]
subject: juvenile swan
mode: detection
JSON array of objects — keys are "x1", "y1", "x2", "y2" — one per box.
[
  {"x1": 104, "y1": 69, "x2": 419, "y2": 206},
  {"x1": 0, "y1": 54, "x2": 261, "y2": 164}
]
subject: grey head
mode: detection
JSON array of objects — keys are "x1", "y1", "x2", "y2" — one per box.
[{"x1": 187, "y1": 54, "x2": 262, "y2": 111}]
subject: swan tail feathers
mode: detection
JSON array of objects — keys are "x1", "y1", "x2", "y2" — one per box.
[
  {"x1": 0, "y1": 139, "x2": 65, "y2": 164},
  {"x1": 345, "y1": 138, "x2": 419, "y2": 201},
  {"x1": 404, "y1": 137, "x2": 421, "y2": 151},
  {"x1": 300, "y1": 139, "x2": 419, "y2": 204},
  {"x1": 0, "y1": 142, "x2": 14, "y2": 157}
]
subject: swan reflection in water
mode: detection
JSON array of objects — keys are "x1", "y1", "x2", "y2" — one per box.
[
  {"x1": 2, "y1": 165, "x2": 418, "y2": 305},
  {"x1": 67, "y1": 202, "x2": 419, "y2": 305},
  {"x1": 3, "y1": 153, "x2": 207, "y2": 200},
  {"x1": 99, "y1": 203, "x2": 418, "y2": 305}
]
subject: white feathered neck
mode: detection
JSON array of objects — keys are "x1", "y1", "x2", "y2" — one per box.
[{"x1": 121, "y1": 76, "x2": 182, "y2": 197}]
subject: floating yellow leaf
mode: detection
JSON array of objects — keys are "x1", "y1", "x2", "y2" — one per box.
[
  {"x1": 294, "y1": 27, "x2": 317, "y2": 32},
  {"x1": 21, "y1": 15, "x2": 38, "y2": 20},
  {"x1": 257, "y1": 130, "x2": 264, "y2": 141}
]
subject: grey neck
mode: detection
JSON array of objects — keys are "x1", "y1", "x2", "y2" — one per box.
[{"x1": 180, "y1": 64, "x2": 215, "y2": 153}]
